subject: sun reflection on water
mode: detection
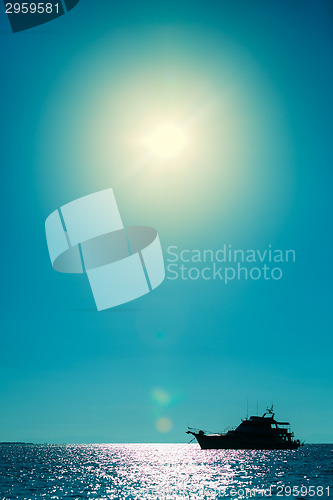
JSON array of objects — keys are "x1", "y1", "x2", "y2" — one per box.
[{"x1": 0, "y1": 443, "x2": 332, "y2": 499}]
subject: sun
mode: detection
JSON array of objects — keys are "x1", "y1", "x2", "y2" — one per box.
[{"x1": 141, "y1": 122, "x2": 188, "y2": 161}]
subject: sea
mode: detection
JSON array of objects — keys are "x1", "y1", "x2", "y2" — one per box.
[{"x1": 0, "y1": 444, "x2": 332, "y2": 500}]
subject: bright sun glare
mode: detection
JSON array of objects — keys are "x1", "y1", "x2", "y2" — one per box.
[{"x1": 141, "y1": 122, "x2": 188, "y2": 161}]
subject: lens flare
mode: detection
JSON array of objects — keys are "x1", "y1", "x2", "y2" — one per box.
[
  {"x1": 151, "y1": 388, "x2": 171, "y2": 406},
  {"x1": 155, "y1": 417, "x2": 173, "y2": 433}
]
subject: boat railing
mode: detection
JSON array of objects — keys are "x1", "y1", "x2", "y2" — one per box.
[
  {"x1": 187, "y1": 426, "x2": 235, "y2": 436},
  {"x1": 187, "y1": 427, "x2": 220, "y2": 435}
]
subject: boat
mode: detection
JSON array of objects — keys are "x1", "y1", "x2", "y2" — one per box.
[{"x1": 186, "y1": 406, "x2": 302, "y2": 450}]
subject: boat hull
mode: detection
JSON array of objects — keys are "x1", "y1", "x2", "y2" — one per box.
[{"x1": 194, "y1": 433, "x2": 301, "y2": 450}]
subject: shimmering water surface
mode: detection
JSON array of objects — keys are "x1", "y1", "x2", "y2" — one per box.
[{"x1": 0, "y1": 444, "x2": 332, "y2": 499}]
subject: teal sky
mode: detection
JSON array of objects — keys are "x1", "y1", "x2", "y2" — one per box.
[{"x1": 0, "y1": 0, "x2": 332, "y2": 444}]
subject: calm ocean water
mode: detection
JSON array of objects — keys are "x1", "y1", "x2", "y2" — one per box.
[{"x1": 0, "y1": 444, "x2": 332, "y2": 499}]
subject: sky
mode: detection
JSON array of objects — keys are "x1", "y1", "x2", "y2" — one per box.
[{"x1": 0, "y1": 0, "x2": 332, "y2": 444}]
